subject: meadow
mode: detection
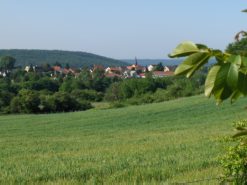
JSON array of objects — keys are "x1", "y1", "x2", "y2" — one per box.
[{"x1": 0, "y1": 95, "x2": 247, "y2": 184}]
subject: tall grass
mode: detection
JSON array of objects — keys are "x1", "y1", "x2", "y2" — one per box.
[{"x1": 0, "y1": 95, "x2": 246, "y2": 184}]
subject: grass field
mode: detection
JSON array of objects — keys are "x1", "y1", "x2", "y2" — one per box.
[{"x1": 0, "y1": 95, "x2": 247, "y2": 184}]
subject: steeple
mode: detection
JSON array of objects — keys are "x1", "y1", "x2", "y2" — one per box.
[{"x1": 135, "y1": 57, "x2": 138, "y2": 66}]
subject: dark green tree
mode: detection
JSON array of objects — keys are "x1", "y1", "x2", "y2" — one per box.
[
  {"x1": 154, "y1": 62, "x2": 164, "y2": 71},
  {"x1": 226, "y1": 37, "x2": 247, "y2": 56},
  {"x1": 0, "y1": 56, "x2": 16, "y2": 71}
]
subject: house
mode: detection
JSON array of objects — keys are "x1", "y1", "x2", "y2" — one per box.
[
  {"x1": 126, "y1": 58, "x2": 145, "y2": 73},
  {"x1": 52, "y1": 66, "x2": 63, "y2": 73},
  {"x1": 25, "y1": 65, "x2": 34, "y2": 72},
  {"x1": 139, "y1": 73, "x2": 146, "y2": 78},
  {"x1": 0, "y1": 71, "x2": 7, "y2": 77},
  {"x1": 123, "y1": 70, "x2": 139, "y2": 78},
  {"x1": 147, "y1": 64, "x2": 157, "y2": 72},
  {"x1": 105, "y1": 67, "x2": 122, "y2": 74},
  {"x1": 105, "y1": 73, "x2": 122, "y2": 78},
  {"x1": 92, "y1": 65, "x2": 104, "y2": 72},
  {"x1": 164, "y1": 66, "x2": 170, "y2": 72}
]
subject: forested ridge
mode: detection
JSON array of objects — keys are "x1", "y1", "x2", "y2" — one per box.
[{"x1": 0, "y1": 49, "x2": 128, "y2": 67}]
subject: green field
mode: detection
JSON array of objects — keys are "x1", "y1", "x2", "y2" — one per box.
[{"x1": 0, "y1": 95, "x2": 247, "y2": 184}]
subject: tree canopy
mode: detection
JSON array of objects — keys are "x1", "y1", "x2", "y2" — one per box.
[
  {"x1": 0, "y1": 56, "x2": 16, "y2": 71},
  {"x1": 226, "y1": 37, "x2": 247, "y2": 56}
]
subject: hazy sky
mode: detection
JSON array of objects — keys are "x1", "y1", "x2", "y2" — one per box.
[{"x1": 0, "y1": 0, "x2": 246, "y2": 59}]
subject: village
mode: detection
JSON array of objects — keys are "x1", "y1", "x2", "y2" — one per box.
[{"x1": 20, "y1": 61, "x2": 175, "y2": 79}]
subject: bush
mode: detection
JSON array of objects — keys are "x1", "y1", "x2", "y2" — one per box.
[
  {"x1": 104, "y1": 82, "x2": 124, "y2": 102},
  {"x1": 71, "y1": 89, "x2": 103, "y2": 102},
  {"x1": 9, "y1": 90, "x2": 93, "y2": 114},
  {"x1": 52, "y1": 92, "x2": 88, "y2": 112},
  {"x1": 9, "y1": 89, "x2": 40, "y2": 113},
  {"x1": 220, "y1": 120, "x2": 247, "y2": 184}
]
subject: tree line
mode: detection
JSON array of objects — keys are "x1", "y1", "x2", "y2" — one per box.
[{"x1": 0, "y1": 59, "x2": 206, "y2": 114}]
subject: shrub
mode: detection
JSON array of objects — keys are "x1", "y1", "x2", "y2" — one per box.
[
  {"x1": 220, "y1": 120, "x2": 247, "y2": 184},
  {"x1": 71, "y1": 89, "x2": 103, "y2": 102},
  {"x1": 9, "y1": 89, "x2": 40, "y2": 113},
  {"x1": 52, "y1": 92, "x2": 92, "y2": 112}
]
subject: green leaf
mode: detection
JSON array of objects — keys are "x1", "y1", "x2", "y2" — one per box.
[
  {"x1": 211, "y1": 50, "x2": 230, "y2": 64},
  {"x1": 227, "y1": 55, "x2": 241, "y2": 66},
  {"x1": 196, "y1": 44, "x2": 208, "y2": 50},
  {"x1": 238, "y1": 72, "x2": 247, "y2": 95},
  {"x1": 212, "y1": 63, "x2": 239, "y2": 102},
  {"x1": 241, "y1": 57, "x2": 247, "y2": 67},
  {"x1": 215, "y1": 63, "x2": 239, "y2": 90},
  {"x1": 169, "y1": 41, "x2": 200, "y2": 58},
  {"x1": 175, "y1": 52, "x2": 210, "y2": 78},
  {"x1": 205, "y1": 65, "x2": 221, "y2": 97}
]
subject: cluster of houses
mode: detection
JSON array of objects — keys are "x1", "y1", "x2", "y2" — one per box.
[
  {"x1": 0, "y1": 61, "x2": 174, "y2": 79},
  {"x1": 104, "y1": 62, "x2": 174, "y2": 78}
]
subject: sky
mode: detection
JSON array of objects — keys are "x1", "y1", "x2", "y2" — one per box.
[{"x1": 0, "y1": 0, "x2": 246, "y2": 59}]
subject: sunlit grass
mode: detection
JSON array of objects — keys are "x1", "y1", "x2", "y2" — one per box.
[{"x1": 0, "y1": 95, "x2": 246, "y2": 184}]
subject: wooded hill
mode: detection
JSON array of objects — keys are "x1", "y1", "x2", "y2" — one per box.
[{"x1": 0, "y1": 49, "x2": 128, "y2": 67}]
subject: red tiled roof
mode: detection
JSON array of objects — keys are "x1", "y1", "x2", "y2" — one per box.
[
  {"x1": 53, "y1": 66, "x2": 62, "y2": 71},
  {"x1": 108, "y1": 67, "x2": 121, "y2": 71}
]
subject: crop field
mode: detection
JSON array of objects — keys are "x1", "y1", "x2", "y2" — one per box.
[{"x1": 0, "y1": 95, "x2": 247, "y2": 184}]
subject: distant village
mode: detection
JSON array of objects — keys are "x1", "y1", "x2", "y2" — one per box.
[
  {"x1": 21, "y1": 61, "x2": 174, "y2": 79},
  {"x1": 0, "y1": 57, "x2": 175, "y2": 79}
]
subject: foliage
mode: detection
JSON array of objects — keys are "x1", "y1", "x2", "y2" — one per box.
[
  {"x1": 0, "y1": 56, "x2": 16, "y2": 71},
  {"x1": 226, "y1": 37, "x2": 247, "y2": 57},
  {"x1": 220, "y1": 120, "x2": 247, "y2": 184},
  {"x1": 104, "y1": 74, "x2": 205, "y2": 104},
  {"x1": 154, "y1": 62, "x2": 164, "y2": 71},
  {"x1": 8, "y1": 90, "x2": 92, "y2": 114},
  {"x1": 71, "y1": 89, "x2": 103, "y2": 102},
  {"x1": 10, "y1": 89, "x2": 41, "y2": 113},
  {"x1": 169, "y1": 41, "x2": 247, "y2": 104}
]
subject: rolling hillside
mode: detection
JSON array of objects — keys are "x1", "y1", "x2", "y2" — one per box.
[
  {"x1": 0, "y1": 49, "x2": 128, "y2": 67},
  {"x1": 0, "y1": 95, "x2": 247, "y2": 184}
]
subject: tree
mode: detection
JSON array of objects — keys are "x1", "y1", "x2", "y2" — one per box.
[
  {"x1": 0, "y1": 56, "x2": 16, "y2": 71},
  {"x1": 65, "y1": 63, "x2": 70, "y2": 69},
  {"x1": 226, "y1": 37, "x2": 247, "y2": 56},
  {"x1": 10, "y1": 89, "x2": 40, "y2": 113},
  {"x1": 154, "y1": 62, "x2": 164, "y2": 71}
]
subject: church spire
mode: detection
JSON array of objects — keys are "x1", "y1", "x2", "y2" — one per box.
[{"x1": 135, "y1": 57, "x2": 138, "y2": 66}]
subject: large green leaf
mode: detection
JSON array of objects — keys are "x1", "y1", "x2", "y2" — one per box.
[
  {"x1": 169, "y1": 41, "x2": 200, "y2": 58},
  {"x1": 238, "y1": 72, "x2": 247, "y2": 95},
  {"x1": 227, "y1": 55, "x2": 241, "y2": 66},
  {"x1": 175, "y1": 52, "x2": 210, "y2": 78},
  {"x1": 241, "y1": 57, "x2": 247, "y2": 67},
  {"x1": 204, "y1": 65, "x2": 221, "y2": 97},
  {"x1": 212, "y1": 63, "x2": 239, "y2": 102},
  {"x1": 215, "y1": 63, "x2": 239, "y2": 90}
]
